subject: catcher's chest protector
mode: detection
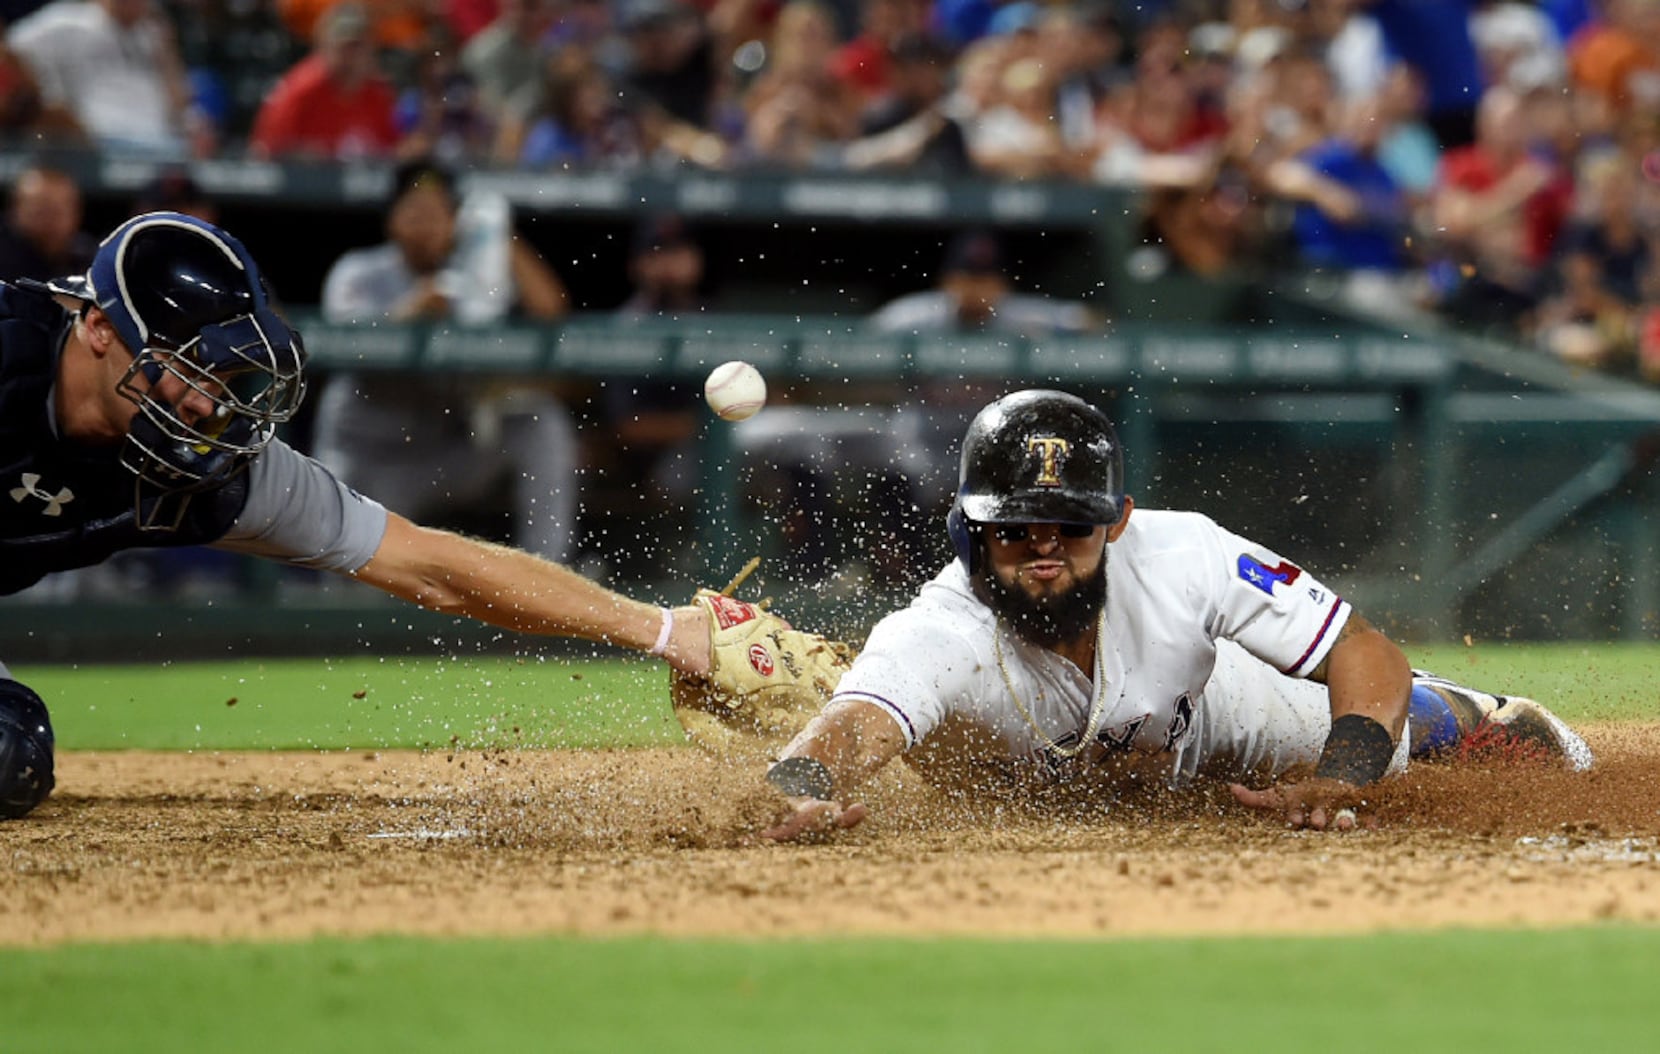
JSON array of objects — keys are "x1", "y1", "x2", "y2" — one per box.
[{"x1": 0, "y1": 284, "x2": 249, "y2": 595}]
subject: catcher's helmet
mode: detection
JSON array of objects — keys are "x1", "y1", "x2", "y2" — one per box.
[
  {"x1": 0, "y1": 680, "x2": 54, "y2": 820},
  {"x1": 946, "y1": 389, "x2": 1125, "y2": 570},
  {"x1": 29, "y1": 212, "x2": 307, "y2": 526}
]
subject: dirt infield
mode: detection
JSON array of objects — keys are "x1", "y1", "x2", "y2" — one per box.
[{"x1": 5, "y1": 723, "x2": 1660, "y2": 946}]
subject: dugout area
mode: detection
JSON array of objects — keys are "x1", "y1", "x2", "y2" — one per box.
[
  {"x1": 9, "y1": 303, "x2": 1659, "y2": 661},
  {"x1": 8, "y1": 154, "x2": 1660, "y2": 657}
]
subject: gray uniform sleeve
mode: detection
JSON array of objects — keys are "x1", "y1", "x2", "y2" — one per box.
[{"x1": 214, "y1": 439, "x2": 389, "y2": 573}]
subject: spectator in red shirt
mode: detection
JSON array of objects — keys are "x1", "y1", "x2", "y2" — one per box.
[
  {"x1": 828, "y1": 0, "x2": 930, "y2": 104},
  {"x1": 250, "y1": 3, "x2": 399, "y2": 159},
  {"x1": 1428, "y1": 85, "x2": 1574, "y2": 327},
  {"x1": 443, "y1": 0, "x2": 499, "y2": 43}
]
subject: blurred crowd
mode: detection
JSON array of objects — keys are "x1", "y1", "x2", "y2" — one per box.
[
  {"x1": 5, "y1": 1, "x2": 1660, "y2": 523},
  {"x1": 2, "y1": 0, "x2": 1660, "y2": 381}
]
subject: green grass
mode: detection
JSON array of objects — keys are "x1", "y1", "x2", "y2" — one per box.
[
  {"x1": 5, "y1": 929, "x2": 1659, "y2": 1053},
  {"x1": 1401, "y1": 641, "x2": 1660, "y2": 722},
  {"x1": 9, "y1": 643, "x2": 1660, "y2": 1051},
  {"x1": 13, "y1": 656, "x2": 688, "y2": 751},
  {"x1": 12, "y1": 641, "x2": 1657, "y2": 752}
]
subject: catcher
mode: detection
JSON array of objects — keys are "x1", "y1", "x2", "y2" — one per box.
[
  {"x1": 672, "y1": 390, "x2": 1595, "y2": 841},
  {"x1": 0, "y1": 210, "x2": 797, "y2": 819}
]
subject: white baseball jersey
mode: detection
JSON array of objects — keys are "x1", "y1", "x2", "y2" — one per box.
[{"x1": 832, "y1": 508, "x2": 1404, "y2": 787}]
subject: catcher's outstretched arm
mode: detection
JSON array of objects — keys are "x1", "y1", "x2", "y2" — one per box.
[
  {"x1": 761, "y1": 698, "x2": 906, "y2": 843},
  {"x1": 349, "y1": 513, "x2": 712, "y2": 674}
]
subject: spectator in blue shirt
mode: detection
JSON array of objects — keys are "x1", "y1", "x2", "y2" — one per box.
[
  {"x1": 1540, "y1": 0, "x2": 1597, "y2": 44},
  {"x1": 1266, "y1": 96, "x2": 1413, "y2": 275},
  {"x1": 1364, "y1": 0, "x2": 1486, "y2": 148}
]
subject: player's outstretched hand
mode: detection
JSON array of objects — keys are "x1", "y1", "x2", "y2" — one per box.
[
  {"x1": 661, "y1": 602, "x2": 713, "y2": 677},
  {"x1": 761, "y1": 797, "x2": 869, "y2": 843},
  {"x1": 1229, "y1": 777, "x2": 1367, "y2": 832}
]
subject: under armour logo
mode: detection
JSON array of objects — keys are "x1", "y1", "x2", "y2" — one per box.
[
  {"x1": 10, "y1": 473, "x2": 75, "y2": 516},
  {"x1": 1027, "y1": 437, "x2": 1070, "y2": 486}
]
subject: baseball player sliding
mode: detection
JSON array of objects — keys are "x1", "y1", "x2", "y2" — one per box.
[
  {"x1": 0, "y1": 211, "x2": 740, "y2": 820},
  {"x1": 740, "y1": 389, "x2": 1593, "y2": 841}
]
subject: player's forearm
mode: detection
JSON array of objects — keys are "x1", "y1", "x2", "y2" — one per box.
[
  {"x1": 775, "y1": 699, "x2": 906, "y2": 800},
  {"x1": 1302, "y1": 615, "x2": 1412, "y2": 788},
  {"x1": 352, "y1": 516, "x2": 667, "y2": 652},
  {"x1": 1322, "y1": 625, "x2": 1412, "y2": 741},
  {"x1": 1307, "y1": 614, "x2": 1410, "y2": 728}
]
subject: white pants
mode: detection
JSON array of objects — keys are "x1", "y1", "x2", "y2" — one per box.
[{"x1": 1173, "y1": 639, "x2": 1411, "y2": 787}]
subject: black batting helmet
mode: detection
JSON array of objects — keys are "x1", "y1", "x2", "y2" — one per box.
[{"x1": 946, "y1": 389, "x2": 1126, "y2": 570}]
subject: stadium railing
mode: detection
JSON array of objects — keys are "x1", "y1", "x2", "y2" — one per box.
[
  {"x1": 2, "y1": 151, "x2": 1657, "y2": 654},
  {"x1": 4, "y1": 309, "x2": 1658, "y2": 660}
]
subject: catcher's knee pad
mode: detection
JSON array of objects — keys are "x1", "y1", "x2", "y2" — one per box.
[{"x1": 0, "y1": 679, "x2": 55, "y2": 819}]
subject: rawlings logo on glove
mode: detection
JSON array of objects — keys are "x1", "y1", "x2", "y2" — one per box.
[
  {"x1": 708, "y1": 594, "x2": 759, "y2": 630},
  {"x1": 670, "y1": 558, "x2": 856, "y2": 758}
]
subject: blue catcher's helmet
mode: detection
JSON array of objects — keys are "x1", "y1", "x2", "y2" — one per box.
[
  {"x1": 946, "y1": 389, "x2": 1126, "y2": 572},
  {"x1": 33, "y1": 212, "x2": 307, "y2": 526}
]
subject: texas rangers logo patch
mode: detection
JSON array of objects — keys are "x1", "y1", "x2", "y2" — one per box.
[
  {"x1": 1237, "y1": 554, "x2": 1302, "y2": 595},
  {"x1": 748, "y1": 643, "x2": 775, "y2": 677},
  {"x1": 708, "y1": 595, "x2": 759, "y2": 630}
]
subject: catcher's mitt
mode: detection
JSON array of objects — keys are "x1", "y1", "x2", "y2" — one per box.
[{"x1": 671, "y1": 558, "x2": 856, "y2": 758}]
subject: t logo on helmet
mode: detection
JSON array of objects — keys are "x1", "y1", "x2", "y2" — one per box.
[
  {"x1": 947, "y1": 390, "x2": 1127, "y2": 573},
  {"x1": 1027, "y1": 437, "x2": 1070, "y2": 486}
]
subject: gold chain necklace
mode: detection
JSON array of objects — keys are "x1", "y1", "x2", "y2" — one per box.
[{"x1": 992, "y1": 612, "x2": 1110, "y2": 759}]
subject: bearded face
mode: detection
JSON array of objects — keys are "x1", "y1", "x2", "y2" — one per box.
[{"x1": 974, "y1": 537, "x2": 1108, "y2": 648}]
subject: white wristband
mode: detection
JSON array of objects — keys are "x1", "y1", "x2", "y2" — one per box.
[{"x1": 648, "y1": 607, "x2": 674, "y2": 657}]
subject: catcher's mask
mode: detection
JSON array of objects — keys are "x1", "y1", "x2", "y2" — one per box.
[
  {"x1": 946, "y1": 389, "x2": 1125, "y2": 572},
  {"x1": 29, "y1": 212, "x2": 307, "y2": 529}
]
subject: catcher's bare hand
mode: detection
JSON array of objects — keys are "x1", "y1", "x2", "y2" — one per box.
[
  {"x1": 661, "y1": 602, "x2": 713, "y2": 677},
  {"x1": 1230, "y1": 777, "x2": 1367, "y2": 831},
  {"x1": 761, "y1": 797, "x2": 868, "y2": 843},
  {"x1": 661, "y1": 599, "x2": 793, "y2": 678}
]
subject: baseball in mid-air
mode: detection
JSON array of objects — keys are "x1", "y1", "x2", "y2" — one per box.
[{"x1": 704, "y1": 360, "x2": 767, "y2": 421}]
